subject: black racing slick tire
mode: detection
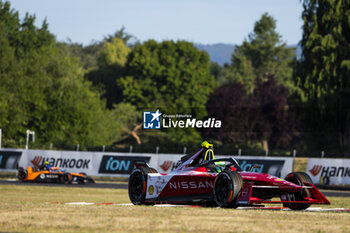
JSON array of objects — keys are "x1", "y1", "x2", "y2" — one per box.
[
  {"x1": 17, "y1": 167, "x2": 27, "y2": 182},
  {"x1": 128, "y1": 167, "x2": 154, "y2": 205},
  {"x1": 87, "y1": 177, "x2": 95, "y2": 183},
  {"x1": 60, "y1": 173, "x2": 72, "y2": 184},
  {"x1": 282, "y1": 172, "x2": 313, "y2": 210},
  {"x1": 213, "y1": 170, "x2": 243, "y2": 208}
]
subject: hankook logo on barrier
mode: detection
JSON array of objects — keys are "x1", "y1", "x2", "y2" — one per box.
[
  {"x1": 309, "y1": 165, "x2": 323, "y2": 176},
  {"x1": 309, "y1": 164, "x2": 350, "y2": 178},
  {"x1": 98, "y1": 155, "x2": 151, "y2": 174},
  {"x1": 307, "y1": 158, "x2": 350, "y2": 185},
  {"x1": 31, "y1": 156, "x2": 90, "y2": 169},
  {"x1": 160, "y1": 160, "x2": 173, "y2": 172}
]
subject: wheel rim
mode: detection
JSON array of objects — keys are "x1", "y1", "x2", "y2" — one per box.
[
  {"x1": 286, "y1": 176, "x2": 305, "y2": 200},
  {"x1": 215, "y1": 174, "x2": 232, "y2": 205},
  {"x1": 129, "y1": 171, "x2": 144, "y2": 203},
  {"x1": 284, "y1": 174, "x2": 312, "y2": 210}
]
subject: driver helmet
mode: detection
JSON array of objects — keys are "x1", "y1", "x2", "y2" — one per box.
[
  {"x1": 201, "y1": 141, "x2": 213, "y2": 149},
  {"x1": 201, "y1": 141, "x2": 215, "y2": 160},
  {"x1": 44, "y1": 161, "x2": 49, "y2": 165}
]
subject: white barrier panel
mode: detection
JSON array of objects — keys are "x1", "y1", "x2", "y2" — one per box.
[
  {"x1": 307, "y1": 158, "x2": 350, "y2": 185},
  {"x1": 17, "y1": 149, "x2": 181, "y2": 177},
  {"x1": 19, "y1": 150, "x2": 95, "y2": 174},
  {"x1": 156, "y1": 154, "x2": 182, "y2": 173},
  {"x1": 12, "y1": 149, "x2": 293, "y2": 178},
  {"x1": 92, "y1": 152, "x2": 163, "y2": 177}
]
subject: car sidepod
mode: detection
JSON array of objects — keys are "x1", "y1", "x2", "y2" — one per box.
[{"x1": 143, "y1": 172, "x2": 217, "y2": 204}]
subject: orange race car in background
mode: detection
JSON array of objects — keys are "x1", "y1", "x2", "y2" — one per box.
[{"x1": 17, "y1": 166, "x2": 95, "y2": 184}]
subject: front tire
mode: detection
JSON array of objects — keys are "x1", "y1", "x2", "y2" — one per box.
[
  {"x1": 87, "y1": 177, "x2": 95, "y2": 183},
  {"x1": 213, "y1": 170, "x2": 243, "y2": 208},
  {"x1": 282, "y1": 172, "x2": 312, "y2": 210},
  {"x1": 128, "y1": 167, "x2": 154, "y2": 205}
]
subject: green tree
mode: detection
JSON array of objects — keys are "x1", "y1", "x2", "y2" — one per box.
[
  {"x1": 0, "y1": 1, "x2": 120, "y2": 149},
  {"x1": 97, "y1": 37, "x2": 131, "y2": 67},
  {"x1": 108, "y1": 103, "x2": 142, "y2": 144},
  {"x1": 86, "y1": 37, "x2": 131, "y2": 108},
  {"x1": 206, "y1": 76, "x2": 296, "y2": 151},
  {"x1": 120, "y1": 40, "x2": 215, "y2": 118},
  {"x1": 104, "y1": 26, "x2": 136, "y2": 46},
  {"x1": 210, "y1": 62, "x2": 235, "y2": 85},
  {"x1": 119, "y1": 40, "x2": 215, "y2": 144},
  {"x1": 64, "y1": 41, "x2": 101, "y2": 70},
  {"x1": 0, "y1": 1, "x2": 54, "y2": 145},
  {"x1": 33, "y1": 44, "x2": 111, "y2": 148},
  {"x1": 64, "y1": 27, "x2": 136, "y2": 71},
  {"x1": 230, "y1": 13, "x2": 296, "y2": 93},
  {"x1": 296, "y1": 0, "x2": 350, "y2": 152}
]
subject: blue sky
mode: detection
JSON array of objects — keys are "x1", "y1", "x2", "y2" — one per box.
[{"x1": 10, "y1": 0, "x2": 303, "y2": 46}]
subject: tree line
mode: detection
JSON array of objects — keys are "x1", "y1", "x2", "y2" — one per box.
[{"x1": 0, "y1": 1, "x2": 349, "y2": 155}]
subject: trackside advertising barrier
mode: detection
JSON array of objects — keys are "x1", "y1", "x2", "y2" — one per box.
[
  {"x1": 0, "y1": 149, "x2": 23, "y2": 171},
  {"x1": 219, "y1": 156, "x2": 293, "y2": 178},
  {"x1": 158, "y1": 155, "x2": 293, "y2": 178},
  {"x1": 17, "y1": 150, "x2": 160, "y2": 177},
  {"x1": 307, "y1": 158, "x2": 350, "y2": 185},
  {"x1": 1, "y1": 149, "x2": 292, "y2": 178}
]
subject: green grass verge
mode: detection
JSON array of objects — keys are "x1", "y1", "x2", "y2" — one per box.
[{"x1": 0, "y1": 185, "x2": 350, "y2": 233}]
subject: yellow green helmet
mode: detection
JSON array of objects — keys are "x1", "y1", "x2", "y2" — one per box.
[
  {"x1": 201, "y1": 141, "x2": 213, "y2": 149},
  {"x1": 44, "y1": 161, "x2": 49, "y2": 165}
]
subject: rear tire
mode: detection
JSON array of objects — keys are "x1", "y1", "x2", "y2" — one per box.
[
  {"x1": 17, "y1": 167, "x2": 27, "y2": 182},
  {"x1": 213, "y1": 170, "x2": 243, "y2": 208},
  {"x1": 282, "y1": 172, "x2": 312, "y2": 210},
  {"x1": 128, "y1": 167, "x2": 153, "y2": 205},
  {"x1": 60, "y1": 173, "x2": 72, "y2": 184}
]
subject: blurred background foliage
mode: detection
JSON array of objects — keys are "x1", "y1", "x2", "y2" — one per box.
[{"x1": 0, "y1": 1, "x2": 349, "y2": 155}]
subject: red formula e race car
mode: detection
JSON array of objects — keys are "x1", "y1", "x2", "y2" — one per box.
[{"x1": 128, "y1": 142, "x2": 330, "y2": 210}]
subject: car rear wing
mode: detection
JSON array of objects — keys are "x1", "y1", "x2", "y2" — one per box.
[{"x1": 133, "y1": 160, "x2": 151, "y2": 169}]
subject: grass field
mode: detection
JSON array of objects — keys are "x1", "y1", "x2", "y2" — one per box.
[{"x1": 1, "y1": 185, "x2": 350, "y2": 233}]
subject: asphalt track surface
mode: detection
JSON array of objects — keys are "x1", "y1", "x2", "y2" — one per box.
[{"x1": 1, "y1": 180, "x2": 350, "y2": 198}]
